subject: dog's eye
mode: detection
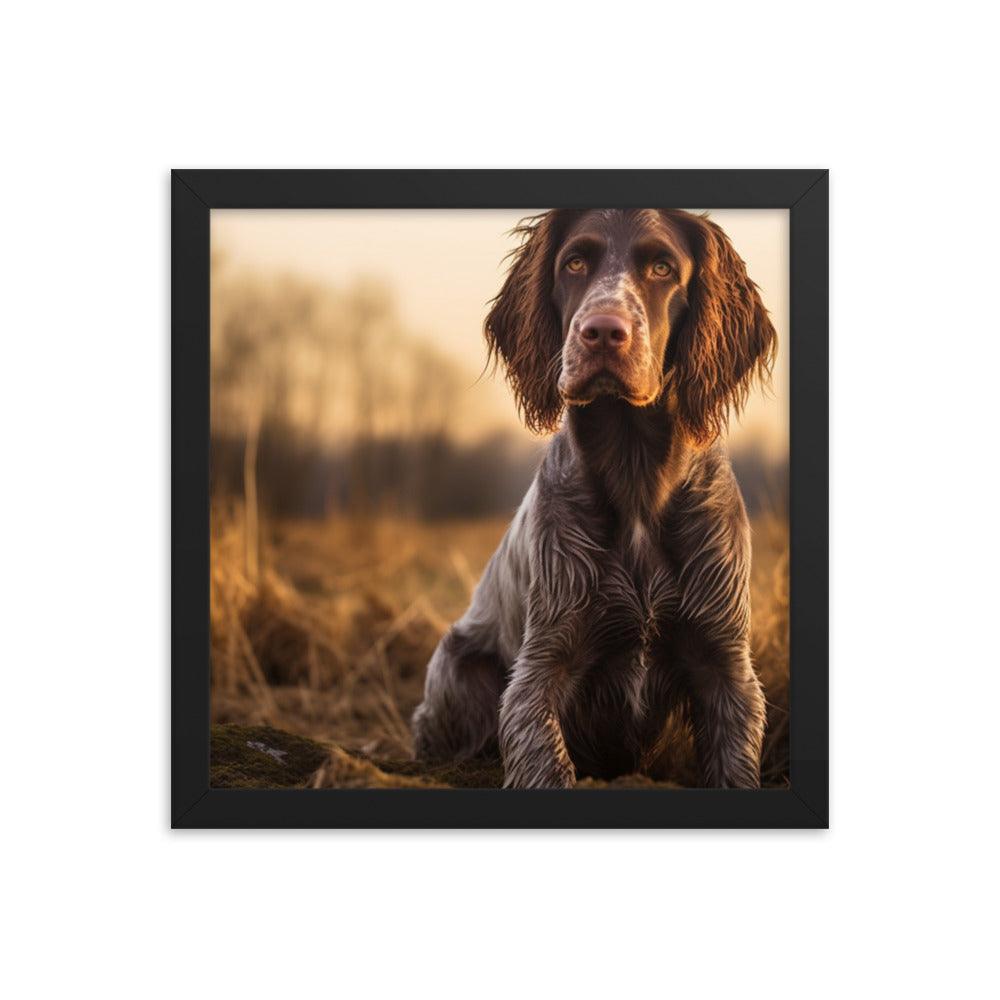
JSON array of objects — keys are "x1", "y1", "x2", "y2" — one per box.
[
  {"x1": 651, "y1": 260, "x2": 673, "y2": 278},
  {"x1": 565, "y1": 256, "x2": 586, "y2": 273}
]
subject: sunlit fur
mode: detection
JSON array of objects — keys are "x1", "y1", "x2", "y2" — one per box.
[
  {"x1": 483, "y1": 214, "x2": 566, "y2": 434},
  {"x1": 412, "y1": 209, "x2": 775, "y2": 789}
]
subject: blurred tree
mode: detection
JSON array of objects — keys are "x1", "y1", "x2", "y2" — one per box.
[{"x1": 209, "y1": 257, "x2": 536, "y2": 527}]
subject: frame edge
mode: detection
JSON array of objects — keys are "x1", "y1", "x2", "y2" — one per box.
[{"x1": 171, "y1": 172, "x2": 212, "y2": 827}]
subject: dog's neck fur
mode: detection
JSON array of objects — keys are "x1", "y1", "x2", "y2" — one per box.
[{"x1": 566, "y1": 395, "x2": 697, "y2": 532}]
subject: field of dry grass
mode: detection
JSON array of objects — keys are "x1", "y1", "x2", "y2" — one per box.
[{"x1": 210, "y1": 507, "x2": 789, "y2": 788}]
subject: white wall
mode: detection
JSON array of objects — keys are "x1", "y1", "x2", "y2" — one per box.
[{"x1": 2, "y1": 3, "x2": 996, "y2": 998}]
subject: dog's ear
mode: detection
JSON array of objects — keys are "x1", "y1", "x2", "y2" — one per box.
[
  {"x1": 669, "y1": 213, "x2": 777, "y2": 444},
  {"x1": 485, "y1": 212, "x2": 566, "y2": 434}
]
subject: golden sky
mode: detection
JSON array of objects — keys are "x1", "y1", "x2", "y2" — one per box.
[{"x1": 212, "y1": 208, "x2": 788, "y2": 458}]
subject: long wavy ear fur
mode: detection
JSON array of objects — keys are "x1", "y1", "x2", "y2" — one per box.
[
  {"x1": 485, "y1": 212, "x2": 567, "y2": 434},
  {"x1": 669, "y1": 212, "x2": 777, "y2": 444}
]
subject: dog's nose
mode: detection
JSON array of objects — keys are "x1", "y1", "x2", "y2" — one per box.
[{"x1": 580, "y1": 314, "x2": 631, "y2": 351}]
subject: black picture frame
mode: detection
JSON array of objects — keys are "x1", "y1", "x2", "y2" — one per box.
[{"x1": 172, "y1": 169, "x2": 828, "y2": 829}]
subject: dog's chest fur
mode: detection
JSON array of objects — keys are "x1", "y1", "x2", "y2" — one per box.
[
  {"x1": 577, "y1": 515, "x2": 680, "y2": 701},
  {"x1": 553, "y1": 517, "x2": 683, "y2": 776}
]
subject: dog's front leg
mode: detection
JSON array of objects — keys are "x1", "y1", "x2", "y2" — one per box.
[
  {"x1": 673, "y1": 624, "x2": 765, "y2": 788},
  {"x1": 499, "y1": 613, "x2": 580, "y2": 789}
]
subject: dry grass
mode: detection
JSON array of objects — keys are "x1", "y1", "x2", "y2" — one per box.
[{"x1": 210, "y1": 506, "x2": 789, "y2": 787}]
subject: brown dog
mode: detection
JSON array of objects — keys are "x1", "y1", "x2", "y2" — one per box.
[{"x1": 412, "y1": 209, "x2": 776, "y2": 788}]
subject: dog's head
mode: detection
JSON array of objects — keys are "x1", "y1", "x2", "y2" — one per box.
[{"x1": 485, "y1": 208, "x2": 776, "y2": 443}]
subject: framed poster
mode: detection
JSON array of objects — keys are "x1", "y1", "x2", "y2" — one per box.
[{"x1": 172, "y1": 169, "x2": 828, "y2": 828}]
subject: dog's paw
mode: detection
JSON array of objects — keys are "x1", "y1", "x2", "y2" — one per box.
[{"x1": 502, "y1": 754, "x2": 576, "y2": 790}]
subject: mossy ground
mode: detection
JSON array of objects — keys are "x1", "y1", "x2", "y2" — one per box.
[
  {"x1": 211, "y1": 723, "x2": 506, "y2": 789},
  {"x1": 210, "y1": 724, "x2": 330, "y2": 788},
  {"x1": 212, "y1": 723, "x2": 684, "y2": 789}
]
